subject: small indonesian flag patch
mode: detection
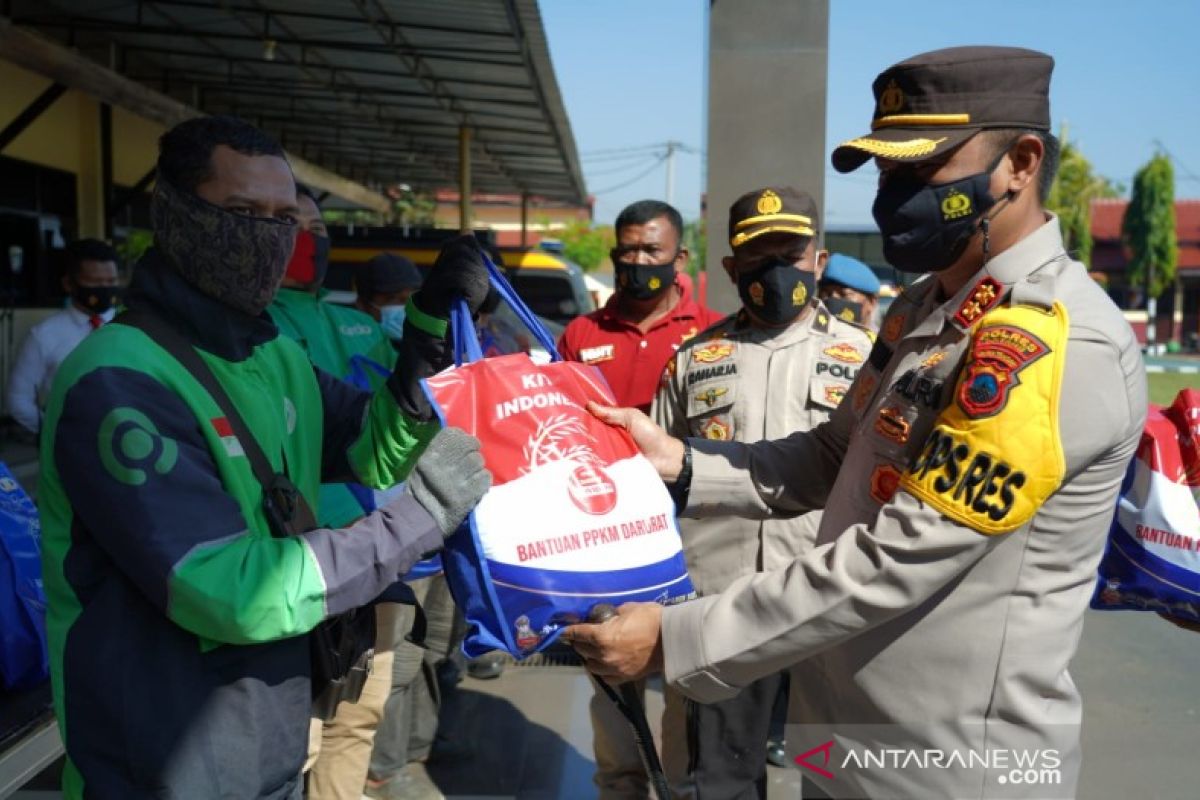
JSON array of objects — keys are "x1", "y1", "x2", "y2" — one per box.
[{"x1": 211, "y1": 417, "x2": 245, "y2": 457}]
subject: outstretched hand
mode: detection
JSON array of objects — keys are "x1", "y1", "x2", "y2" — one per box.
[{"x1": 587, "y1": 402, "x2": 685, "y2": 481}]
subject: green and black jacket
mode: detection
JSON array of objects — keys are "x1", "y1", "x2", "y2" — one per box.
[{"x1": 38, "y1": 252, "x2": 441, "y2": 800}]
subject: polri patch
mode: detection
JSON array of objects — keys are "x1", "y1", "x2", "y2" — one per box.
[
  {"x1": 957, "y1": 325, "x2": 1049, "y2": 419},
  {"x1": 900, "y1": 302, "x2": 1070, "y2": 535}
]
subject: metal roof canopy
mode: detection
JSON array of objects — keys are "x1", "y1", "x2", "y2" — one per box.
[{"x1": 5, "y1": 0, "x2": 587, "y2": 208}]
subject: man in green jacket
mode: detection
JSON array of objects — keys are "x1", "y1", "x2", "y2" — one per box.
[
  {"x1": 39, "y1": 115, "x2": 491, "y2": 800},
  {"x1": 269, "y1": 185, "x2": 402, "y2": 527},
  {"x1": 268, "y1": 185, "x2": 431, "y2": 800}
]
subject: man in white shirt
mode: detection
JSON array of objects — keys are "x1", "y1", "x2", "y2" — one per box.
[{"x1": 7, "y1": 239, "x2": 120, "y2": 435}]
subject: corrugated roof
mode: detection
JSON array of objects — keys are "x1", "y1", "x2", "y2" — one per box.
[{"x1": 7, "y1": 0, "x2": 587, "y2": 205}]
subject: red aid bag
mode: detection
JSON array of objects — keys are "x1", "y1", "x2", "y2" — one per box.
[
  {"x1": 1092, "y1": 389, "x2": 1200, "y2": 621},
  {"x1": 423, "y1": 351, "x2": 695, "y2": 657}
]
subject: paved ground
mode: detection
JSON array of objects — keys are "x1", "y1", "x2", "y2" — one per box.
[{"x1": 13, "y1": 607, "x2": 1198, "y2": 799}]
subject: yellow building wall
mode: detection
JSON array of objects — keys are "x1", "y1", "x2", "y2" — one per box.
[{"x1": 0, "y1": 60, "x2": 163, "y2": 235}]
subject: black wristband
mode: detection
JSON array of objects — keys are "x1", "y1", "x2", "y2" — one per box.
[{"x1": 668, "y1": 440, "x2": 693, "y2": 515}]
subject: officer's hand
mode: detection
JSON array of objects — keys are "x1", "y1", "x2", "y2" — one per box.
[
  {"x1": 405, "y1": 427, "x2": 491, "y2": 537},
  {"x1": 411, "y1": 234, "x2": 491, "y2": 319},
  {"x1": 562, "y1": 602, "x2": 664, "y2": 682},
  {"x1": 588, "y1": 402, "x2": 686, "y2": 481}
]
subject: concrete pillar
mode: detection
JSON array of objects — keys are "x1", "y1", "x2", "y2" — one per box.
[
  {"x1": 705, "y1": 0, "x2": 829, "y2": 314},
  {"x1": 458, "y1": 125, "x2": 472, "y2": 233},
  {"x1": 520, "y1": 192, "x2": 529, "y2": 248},
  {"x1": 76, "y1": 93, "x2": 106, "y2": 238}
]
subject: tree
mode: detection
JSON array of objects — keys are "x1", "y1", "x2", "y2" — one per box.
[
  {"x1": 683, "y1": 218, "x2": 707, "y2": 277},
  {"x1": 1122, "y1": 152, "x2": 1178, "y2": 300},
  {"x1": 391, "y1": 186, "x2": 437, "y2": 228},
  {"x1": 1044, "y1": 136, "x2": 1121, "y2": 265},
  {"x1": 557, "y1": 219, "x2": 614, "y2": 272}
]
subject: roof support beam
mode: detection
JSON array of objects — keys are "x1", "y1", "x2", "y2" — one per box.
[
  {"x1": 0, "y1": 17, "x2": 390, "y2": 213},
  {"x1": 0, "y1": 79, "x2": 65, "y2": 152}
]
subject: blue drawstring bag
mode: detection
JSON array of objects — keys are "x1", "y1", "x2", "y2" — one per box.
[
  {"x1": 0, "y1": 463, "x2": 49, "y2": 689},
  {"x1": 421, "y1": 256, "x2": 694, "y2": 658}
]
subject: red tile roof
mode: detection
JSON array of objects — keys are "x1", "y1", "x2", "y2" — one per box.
[{"x1": 1090, "y1": 198, "x2": 1200, "y2": 272}]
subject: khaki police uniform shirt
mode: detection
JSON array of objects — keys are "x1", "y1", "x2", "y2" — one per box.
[
  {"x1": 651, "y1": 305, "x2": 873, "y2": 595},
  {"x1": 659, "y1": 218, "x2": 1147, "y2": 799}
]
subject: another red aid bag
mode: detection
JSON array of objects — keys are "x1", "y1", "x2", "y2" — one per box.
[{"x1": 1092, "y1": 388, "x2": 1200, "y2": 621}]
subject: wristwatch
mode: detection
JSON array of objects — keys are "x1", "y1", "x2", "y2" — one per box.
[{"x1": 668, "y1": 439, "x2": 693, "y2": 515}]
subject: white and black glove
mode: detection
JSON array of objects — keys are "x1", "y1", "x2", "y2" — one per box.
[{"x1": 406, "y1": 427, "x2": 491, "y2": 537}]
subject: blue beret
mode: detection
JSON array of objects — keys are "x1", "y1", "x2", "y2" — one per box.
[{"x1": 823, "y1": 253, "x2": 881, "y2": 296}]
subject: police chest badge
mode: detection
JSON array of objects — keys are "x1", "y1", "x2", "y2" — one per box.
[
  {"x1": 700, "y1": 417, "x2": 730, "y2": 440},
  {"x1": 692, "y1": 342, "x2": 734, "y2": 364}
]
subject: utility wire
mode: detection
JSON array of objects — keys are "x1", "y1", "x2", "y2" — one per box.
[
  {"x1": 581, "y1": 143, "x2": 672, "y2": 157},
  {"x1": 584, "y1": 156, "x2": 665, "y2": 177},
  {"x1": 592, "y1": 154, "x2": 669, "y2": 194}
]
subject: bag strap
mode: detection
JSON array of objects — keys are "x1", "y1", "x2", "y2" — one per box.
[
  {"x1": 479, "y1": 251, "x2": 561, "y2": 360},
  {"x1": 448, "y1": 251, "x2": 563, "y2": 366},
  {"x1": 117, "y1": 307, "x2": 317, "y2": 532}
]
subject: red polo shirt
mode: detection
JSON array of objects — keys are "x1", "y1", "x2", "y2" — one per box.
[{"x1": 558, "y1": 282, "x2": 722, "y2": 412}]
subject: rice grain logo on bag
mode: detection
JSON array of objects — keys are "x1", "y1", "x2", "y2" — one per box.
[{"x1": 424, "y1": 353, "x2": 694, "y2": 657}]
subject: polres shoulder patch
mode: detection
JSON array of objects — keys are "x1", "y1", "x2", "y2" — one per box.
[{"x1": 900, "y1": 302, "x2": 1070, "y2": 535}]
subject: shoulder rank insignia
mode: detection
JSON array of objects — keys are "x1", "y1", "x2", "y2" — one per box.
[
  {"x1": 695, "y1": 386, "x2": 729, "y2": 407},
  {"x1": 823, "y1": 343, "x2": 865, "y2": 364},
  {"x1": 953, "y1": 277, "x2": 1003, "y2": 328},
  {"x1": 692, "y1": 342, "x2": 734, "y2": 364},
  {"x1": 824, "y1": 385, "x2": 847, "y2": 406},
  {"x1": 700, "y1": 417, "x2": 730, "y2": 441}
]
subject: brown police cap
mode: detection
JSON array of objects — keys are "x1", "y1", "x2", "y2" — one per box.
[
  {"x1": 728, "y1": 186, "x2": 819, "y2": 249},
  {"x1": 831, "y1": 46, "x2": 1054, "y2": 173}
]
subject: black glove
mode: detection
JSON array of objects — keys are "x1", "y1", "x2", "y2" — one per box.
[
  {"x1": 411, "y1": 234, "x2": 491, "y2": 319},
  {"x1": 387, "y1": 321, "x2": 450, "y2": 422}
]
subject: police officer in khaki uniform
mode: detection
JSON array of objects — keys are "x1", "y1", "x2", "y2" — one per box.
[
  {"x1": 567, "y1": 46, "x2": 1147, "y2": 800},
  {"x1": 651, "y1": 187, "x2": 871, "y2": 798}
]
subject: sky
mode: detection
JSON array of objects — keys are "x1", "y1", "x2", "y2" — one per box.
[{"x1": 540, "y1": 0, "x2": 1200, "y2": 229}]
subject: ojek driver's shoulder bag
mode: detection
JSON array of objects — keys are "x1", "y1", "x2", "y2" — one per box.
[{"x1": 118, "y1": 307, "x2": 375, "y2": 720}]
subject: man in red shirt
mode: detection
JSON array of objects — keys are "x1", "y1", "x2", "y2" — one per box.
[{"x1": 559, "y1": 200, "x2": 721, "y2": 414}]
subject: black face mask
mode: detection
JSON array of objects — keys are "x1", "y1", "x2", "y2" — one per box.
[
  {"x1": 872, "y1": 150, "x2": 1009, "y2": 274},
  {"x1": 73, "y1": 285, "x2": 119, "y2": 314},
  {"x1": 736, "y1": 258, "x2": 817, "y2": 325},
  {"x1": 613, "y1": 256, "x2": 676, "y2": 301},
  {"x1": 824, "y1": 297, "x2": 863, "y2": 324}
]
